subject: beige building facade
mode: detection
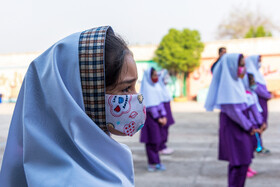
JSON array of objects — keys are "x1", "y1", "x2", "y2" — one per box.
[{"x1": 0, "y1": 37, "x2": 280, "y2": 102}]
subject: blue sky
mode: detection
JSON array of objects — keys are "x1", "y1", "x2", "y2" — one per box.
[{"x1": 1, "y1": 0, "x2": 279, "y2": 53}]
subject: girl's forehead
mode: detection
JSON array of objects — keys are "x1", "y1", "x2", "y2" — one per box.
[{"x1": 120, "y1": 54, "x2": 137, "y2": 79}]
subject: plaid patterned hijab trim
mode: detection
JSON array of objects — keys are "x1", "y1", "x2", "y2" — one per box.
[{"x1": 79, "y1": 26, "x2": 112, "y2": 133}]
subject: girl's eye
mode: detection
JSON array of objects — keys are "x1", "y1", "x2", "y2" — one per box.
[{"x1": 122, "y1": 86, "x2": 131, "y2": 93}]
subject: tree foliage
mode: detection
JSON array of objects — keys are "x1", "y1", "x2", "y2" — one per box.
[
  {"x1": 244, "y1": 26, "x2": 272, "y2": 38},
  {"x1": 217, "y1": 6, "x2": 277, "y2": 39},
  {"x1": 153, "y1": 28, "x2": 204, "y2": 74}
]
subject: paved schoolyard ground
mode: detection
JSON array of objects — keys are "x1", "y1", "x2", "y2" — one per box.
[{"x1": 1, "y1": 99, "x2": 280, "y2": 186}]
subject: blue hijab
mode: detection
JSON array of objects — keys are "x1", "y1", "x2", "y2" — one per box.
[
  {"x1": 140, "y1": 67, "x2": 164, "y2": 108},
  {"x1": 205, "y1": 53, "x2": 248, "y2": 111},
  {"x1": 242, "y1": 73, "x2": 263, "y2": 112},
  {"x1": 245, "y1": 55, "x2": 266, "y2": 85},
  {"x1": 158, "y1": 69, "x2": 172, "y2": 103},
  {"x1": 0, "y1": 27, "x2": 134, "y2": 186}
]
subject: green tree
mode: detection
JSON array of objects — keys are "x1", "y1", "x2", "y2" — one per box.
[
  {"x1": 217, "y1": 6, "x2": 277, "y2": 39},
  {"x1": 244, "y1": 26, "x2": 272, "y2": 38},
  {"x1": 153, "y1": 28, "x2": 204, "y2": 98}
]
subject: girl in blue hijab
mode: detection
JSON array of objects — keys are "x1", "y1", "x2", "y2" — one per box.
[
  {"x1": 245, "y1": 55, "x2": 272, "y2": 154},
  {"x1": 140, "y1": 67, "x2": 167, "y2": 172},
  {"x1": 157, "y1": 69, "x2": 175, "y2": 155},
  {"x1": 244, "y1": 84, "x2": 265, "y2": 178},
  {"x1": 205, "y1": 53, "x2": 262, "y2": 187},
  {"x1": 0, "y1": 26, "x2": 146, "y2": 187}
]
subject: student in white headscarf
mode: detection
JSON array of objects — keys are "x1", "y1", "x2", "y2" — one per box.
[
  {"x1": 157, "y1": 69, "x2": 175, "y2": 155},
  {"x1": 205, "y1": 53, "x2": 263, "y2": 187},
  {"x1": 140, "y1": 67, "x2": 167, "y2": 172},
  {"x1": 245, "y1": 55, "x2": 272, "y2": 154}
]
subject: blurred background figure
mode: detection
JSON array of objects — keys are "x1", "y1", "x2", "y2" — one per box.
[
  {"x1": 205, "y1": 53, "x2": 262, "y2": 187},
  {"x1": 245, "y1": 55, "x2": 272, "y2": 154},
  {"x1": 140, "y1": 67, "x2": 167, "y2": 172},
  {"x1": 244, "y1": 84, "x2": 264, "y2": 178},
  {"x1": 158, "y1": 69, "x2": 175, "y2": 155},
  {"x1": 211, "y1": 47, "x2": 227, "y2": 73},
  {"x1": 242, "y1": 65, "x2": 264, "y2": 178}
]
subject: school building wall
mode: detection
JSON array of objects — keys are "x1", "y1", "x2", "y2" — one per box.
[
  {"x1": 130, "y1": 37, "x2": 280, "y2": 101},
  {"x1": 190, "y1": 37, "x2": 280, "y2": 101},
  {"x1": 0, "y1": 37, "x2": 280, "y2": 102}
]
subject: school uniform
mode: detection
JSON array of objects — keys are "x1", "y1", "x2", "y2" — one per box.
[
  {"x1": 140, "y1": 68, "x2": 166, "y2": 165},
  {"x1": 245, "y1": 55, "x2": 272, "y2": 151},
  {"x1": 141, "y1": 103, "x2": 167, "y2": 164},
  {"x1": 246, "y1": 55, "x2": 271, "y2": 124},
  {"x1": 255, "y1": 83, "x2": 271, "y2": 124},
  {"x1": 205, "y1": 53, "x2": 258, "y2": 187},
  {"x1": 158, "y1": 69, "x2": 175, "y2": 151}
]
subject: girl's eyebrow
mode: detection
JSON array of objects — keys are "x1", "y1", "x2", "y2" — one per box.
[{"x1": 119, "y1": 78, "x2": 138, "y2": 85}]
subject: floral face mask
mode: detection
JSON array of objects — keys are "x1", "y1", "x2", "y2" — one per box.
[{"x1": 105, "y1": 94, "x2": 146, "y2": 136}]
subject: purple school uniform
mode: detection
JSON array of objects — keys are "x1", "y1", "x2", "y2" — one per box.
[
  {"x1": 248, "y1": 103, "x2": 263, "y2": 126},
  {"x1": 140, "y1": 103, "x2": 167, "y2": 164},
  {"x1": 140, "y1": 103, "x2": 167, "y2": 144},
  {"x1": 219, "y1": 103, "x2": 258, "y2": 186},
  {"x1": 205, "y1": 54, "x2": 254, "y2": 187},
  {"x1": 164, "y1": 102, "x2": 175, "y2": 126},
  {"x1": 159, "y1": 101, "x2": 175, "y2": 150},
  {"x1": 219, "y1": 104, "x2": 254, "y2": 166},
  {"x1": 248, "y1": 103, "x2": 263, "y2": 150},
  {"x1": 255, "y1": 83, "x2": 271, "y2": 124},
  {"x1": 228, "y1": 164, "x2": 248, "y2": 187}
]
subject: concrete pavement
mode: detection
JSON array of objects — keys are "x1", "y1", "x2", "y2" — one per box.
[{"x1": 0, "y1": 100, "x2": 279, "y2": 186}]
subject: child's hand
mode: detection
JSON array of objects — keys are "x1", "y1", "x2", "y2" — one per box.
[
  {"x1": 162, "y1": 117, "x2": 167, "y2": 126},
  {"x1": 158, "y1": 117, "x2": 167, "y2": 126},
  {"x1": 260, "y1": 123, "x2": 267, "y2": 133},
  {"x1": 250, "y1": 128, "x2": 261, "y2": 135}
]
